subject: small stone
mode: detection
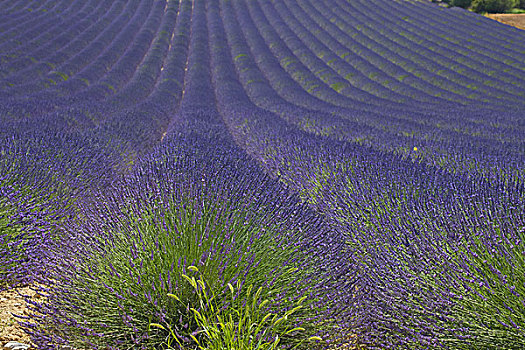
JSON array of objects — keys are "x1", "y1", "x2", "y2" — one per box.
[{"x1": 3, "y1": 342, "x2": 30, "y2": 350}]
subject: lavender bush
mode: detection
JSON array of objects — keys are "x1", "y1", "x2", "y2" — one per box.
[{"x1": 24, "y1": 134, "x2": 347, "y2": 349}]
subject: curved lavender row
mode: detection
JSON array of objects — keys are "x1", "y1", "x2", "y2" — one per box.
[
  {"x1": 29, "y1": 0, "x2": 141, "y2": 99},
  {"x1": 290, "y1": 0, "x2": 524, "y2": 122},
  {"x1": 333, "y1": 0, "x2": 525, "y2": 95},
  {"x1": 274, "y1": 0, "x2": 451, "y2": 106},
  {"x1": 142, "y1": 0, "x2": 191, "y2": 109},
  {"x1": 3, "y1": 0, "x2": 189, "y2": 140},
  {"x1": 41, "y1": 0, "x2": 155, "y2": 99},
  {"x1": 365, "y1": 0, "x2": 525, "y2": 64},
  {"x1": 223, "y1": 0, "x2": 524, "y2": 178},
  {"x1": 83, "y1": 0, "x2": 192, "y2": 154},
  {"x1": 103, "y1": 0, "x2": 180, "y2": 108},
  {"x1": 277, "y1": 0, "x2": 523, "y2": 111},
  {"x1": 305, "y1": 0, "x2": 524, "y2": 105},
  {"x1": 248, "y1": 0, "x2": 516, "y2": 126},
  {"x1": 0, "y1": 0, "x2": 89, "y2": 58},
  {"x1": 0, "y1": 0, "x2": 29, "y2": 13},
  {"x1": 53, "y1": 0, "x2": 189, "y2": 137},
  {"x1": 358, "y1": 0, "x2": 525, "y2": 67},
  {"x1": 226, "y1": 0, "x2": 524, "y2": 177},
  {"x1": 221, "y1": 0, "x2": 386, "y2": 140},
  {"x1": 0, "y1": 0, "x2": 58, "y2": 31},
  {"x1": 1, "y1": 0, "x2": 122, "y2": 82},
  {"x1": 222, "y1": 0, "x2": 466, "y2": 154},
  {"x1": 260, "y1": 0, "x2": 439, "y2": 108},
  {"x1": 291, "y1": 0, "x2": 473, "y2": 106},
  {"x1": 0, "y1": 0, "x2": 142, "y2": 125},
  {"x1": 293, "y1": 0, "x2": 525, "y2": 147},
  {"x1": 255, "y1": 0, "x2": 504, "y2": 109},
  {"x1": 0, "y1": 0, "x2": 142, "y2": 117},
  {"x1": 208, "y1": 4, "x2": 429, "y2": 346},
  {"x1": 243, "y1": 0, "x2": 428, "y2": 114},
  {"x1": 0, "y1": 0, "x2": 50, "y2": 14},
  {"x1": 1, "y1": 0, "x2": 113, "y2": 87},
  {"x1": 247, "y1": 0, "x2": 422, "y2": 111},
  {"x1": 335, "y1": 0, "x2": 525, "y2": 93},
  {"x1": 1, "y1": 0, "x2": 103, "y2": 60},
  {"x1": 214, "y1": 0, "x2": 522, "y2": 197},
  {"x1": 71, "y1": 0, "x2": 168, "y2": 101},
  {"x1": 394, "y1": 0, "x2": 525, "y2": 52},
  {"x1": 0, "y1": 0, "x2": 72, "y2": 46},
  {"x1": 227, "y1": 0, "x2": 371, "y2": 116},
  {"x1": 267, "y1": 0, "x2": 482, "y2": 108},
  {"x1": 330, "y1": 0, "x2": 525, "y2": 102},
  {"x1": 227, "y1": 0, "x2": 474, "y2": 137}
]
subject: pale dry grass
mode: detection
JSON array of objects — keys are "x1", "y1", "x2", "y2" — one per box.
[{"x1": 486, "y1": 13, "x2": 525, "y2": 30}]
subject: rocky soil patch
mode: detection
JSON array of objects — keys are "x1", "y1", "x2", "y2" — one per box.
[{"x1": 0, "y1": 286, "x2": 38, "y2": 349}]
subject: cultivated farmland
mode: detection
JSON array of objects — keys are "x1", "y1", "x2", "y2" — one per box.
[{"x1": 1, "y1": 0, "x2": 524, "y2": 349}]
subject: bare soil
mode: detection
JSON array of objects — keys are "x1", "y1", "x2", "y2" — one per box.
[
  {"x1": 0, "y1": 285, "x2": 40, "y2": 347},
  {"x1": 486, "y1": 13, "x2": 525, "y2": 30}
]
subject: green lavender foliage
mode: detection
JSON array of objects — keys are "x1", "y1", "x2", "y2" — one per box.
[
  {"x1": 33, "y1": 150, "x2": 335, "y2": 349},
  {"x1": 152, "y1": 266, "x2": 325, "y2": 350}
]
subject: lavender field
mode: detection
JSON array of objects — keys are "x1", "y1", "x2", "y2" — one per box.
[{"x1": 1, "y1": 0, "x2": 524, "y2": 348}]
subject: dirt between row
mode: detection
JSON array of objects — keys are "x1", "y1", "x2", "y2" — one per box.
[
  {"x1": 0, "y1": 285, "x2": 36, "y2": 346},
  {"x1": 486, "y1": 13, "x2": 525, "y2": 30}
]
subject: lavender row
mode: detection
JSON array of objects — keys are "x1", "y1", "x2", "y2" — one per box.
[
  {"x1": 106, "y1": 0, "x2": 180, "y2": 108},
  {"x1": 262, "y1": 0, "x2": 454, "y2": 108},
  {"x1": 22, "y1": 0, "x2": 349, "y2": 348},
  {"x1": 222, "y1": 0, "x2": 454, "y2": 153},
  {"x1": 43, "y1": 0, "x2": 155, "y2": 99},
  {"x1": 206, "y1": 2, "x2": 525, "y2": 347},
  {"x1": 333, "y1": 0, "x2": 525, "y2": 94},
  {"x1": 352, "y1": 0, "x2": 525, "y2": 68},
  {"x1": 0, "y1": 0, "x2": 141, "y2": 99},
  {"x1": 225, "y1": 0, "x2": 524, "y2": 179},
  {"x1": 0, "y1": 0, "x2": 91, "y2": 60},
  {"x1": 0, "y1": 0, "x2": 73, "y2": 47},
  {"x1": 0, "y1": 0, "x2": 125, "y2": 89},
  {"x1": 302, "y1": 0, "x2": 524, "y2": 105},
  {"x1": 389, "y1": 0, "x2": 525, "y2": 52},
  {"x1": 72, "y1": 0, "x2": 167, "y2": 101},
  {"x1": 290, "y1": 0, "x2": 473, "y2": 105},
  {"x1": 0, "y1": 0, "x2": 61, "y2": 32},
  {"x1": 274, "y1": 0, "x2": 450, "y2": 107},
  {"x1": 0, "y1": 0, "x2": 54, "y2": 14}
]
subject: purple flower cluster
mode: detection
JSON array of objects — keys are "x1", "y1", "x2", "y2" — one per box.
[{"x1": 1, "y1": 0, "x2": 524, "y2": 348}]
